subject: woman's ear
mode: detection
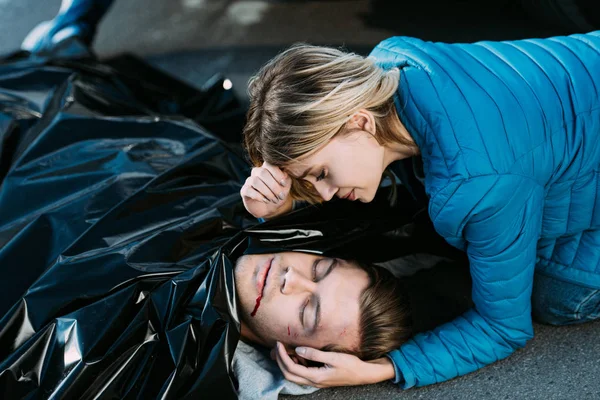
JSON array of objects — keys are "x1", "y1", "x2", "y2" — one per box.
[{"x1": 348, "y1": 109, "x2": 376, "y2": 137}]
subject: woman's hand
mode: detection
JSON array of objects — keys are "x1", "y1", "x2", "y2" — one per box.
[
  {"x1": 273, "y1": 342, "x2": 395, "y2": 388},
  {"x1": 241, "y1": 162, "x2": 293, "y2": 219}
]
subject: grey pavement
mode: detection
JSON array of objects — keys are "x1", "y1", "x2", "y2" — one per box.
[
  {"x1": 0, "y1": 1, "x2": 598, "y2": 399},
  {"x1": 0, "y1": 0, "x2": 566, "y2": 102},
  {"x1": 300, "y1": 321, "x2": 600, "y2": 400}
]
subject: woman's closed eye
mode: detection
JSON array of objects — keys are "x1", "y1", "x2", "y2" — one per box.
[{"x1": 316, "y1": 169, "x2": 326, "y2": 182}]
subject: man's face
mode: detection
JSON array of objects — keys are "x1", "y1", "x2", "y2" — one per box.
[{"x1": 235, "y1": 252, "x2": 369, "y2": 353}]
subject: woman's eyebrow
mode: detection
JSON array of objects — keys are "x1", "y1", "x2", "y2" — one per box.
[
  {"x1": 288, "y1": 165, "x2": 317, "y2": 179},
  {"x1": 296, "y1": 166, "x2": 315, "y2": 179}
]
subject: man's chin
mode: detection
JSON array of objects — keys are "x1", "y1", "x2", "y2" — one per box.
[{"x1": 239, "y1": 318, "x2": 269, "y2": 348}]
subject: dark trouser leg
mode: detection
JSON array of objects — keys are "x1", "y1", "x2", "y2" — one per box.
[
  {"x1": 22, "y1": 0, "x2": 115, "y2": 53},
  {"x1": 532, "y1": 272, "x2": 600, "y2": 326}
]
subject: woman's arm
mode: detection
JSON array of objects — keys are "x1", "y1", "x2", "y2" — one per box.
[
  {"x1": 274, "y1": 174, "x2": 544, "y2": 388},
  {"x1": 388, "y1": 174, "x2": 544, "y2": 387}
]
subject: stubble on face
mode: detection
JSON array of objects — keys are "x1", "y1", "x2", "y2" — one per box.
[{"x1": 234, "y1": 253, "x2": 367, "y2": 352}]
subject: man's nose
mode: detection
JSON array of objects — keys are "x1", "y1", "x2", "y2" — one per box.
[
  {"x1": 282, "y1": 267, "x2": 317, "y2": 294},
  {"x1": 314, "y1": 182, "x2": 337, "y2": 201}
]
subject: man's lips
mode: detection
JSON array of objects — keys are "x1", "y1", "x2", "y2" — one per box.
[{"x1": 256, "y1": 257, "x2": 274, "y2": 298}]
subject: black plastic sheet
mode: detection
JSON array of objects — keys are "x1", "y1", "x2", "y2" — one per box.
[{"x1": 0, "y1": 44, "x2": 466, "y2": 399}]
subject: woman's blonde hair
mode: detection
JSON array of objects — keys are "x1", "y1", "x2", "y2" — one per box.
[{"x1": 243, "y1": 43, "x2": 408, "y2": 203}]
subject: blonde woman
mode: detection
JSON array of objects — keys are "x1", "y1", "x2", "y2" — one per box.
[{"x1": 241, "y1": 31, "x2": 600, "y2": 389}]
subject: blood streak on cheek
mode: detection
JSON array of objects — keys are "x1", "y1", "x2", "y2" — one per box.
[
  {"x1": 250, "y1": 294, "x2": 262, "y2": 317},
  {"x1": 288, "y1": 325, "x2": 291, "y2": 336}
]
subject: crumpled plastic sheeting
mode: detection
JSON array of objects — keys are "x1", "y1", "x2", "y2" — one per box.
[
  {"x1": 0, "y1": 44, "x2": 464, "y2": 399},
  {"x1": 0, "y1": 45, "x2": 255, "y2": 399}
]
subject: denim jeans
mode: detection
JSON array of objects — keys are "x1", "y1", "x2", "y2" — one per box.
[{"x1": 532, "y1": 272, "x2": 600, "y2": 325}]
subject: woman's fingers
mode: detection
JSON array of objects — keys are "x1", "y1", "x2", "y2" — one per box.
[
  {"x1": 295, "y1": 346, "x2": 338, "y2": 366},
  {"x1": 240, "y1": 181, "x2": 270, "y2": 203},
  {"x1": 294, "y1": 354, "x2": 310, "y2": 367},
  {"x1": 262, "y1": 162, "x2": 290, "y2": 187},
  {"x1": 275, "y1": 342, "x2": 327, "y2": 385},
  {"x1": 240, "y1": 163, "x2": 293, "y2": 219},
  {"x1": 250, "y1": 167, "x2": 287, "y2": 201},
  {"x1": 274, "y1": 343, "x2": 317, "y2": 386},
  {"x1": 248, "y1": 175, "x2": 279, "y2": 203}
]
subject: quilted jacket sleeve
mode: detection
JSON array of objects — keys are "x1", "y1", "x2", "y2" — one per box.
[{"x1": 388, "y1": 174, "x2": 544, "y2": 388}]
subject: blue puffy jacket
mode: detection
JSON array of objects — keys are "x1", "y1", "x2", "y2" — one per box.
[{"x1": 369, "y1": 31, "x2": 600, "y2": 388}]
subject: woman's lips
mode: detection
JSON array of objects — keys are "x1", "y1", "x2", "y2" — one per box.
[
  {"x1": 348, "y1": 189, "x2": 356, "y2": 201},
  {"x1": 343, "y1": 189, "x2": 356, "y2": 201}
]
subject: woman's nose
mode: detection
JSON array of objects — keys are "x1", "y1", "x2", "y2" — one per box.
[
  {"x1": 314, "y1": 182, "x2": 337, "y2": 201},
  {"x1": 281, "y1": 267, "x2": 317, "y2": 294}
]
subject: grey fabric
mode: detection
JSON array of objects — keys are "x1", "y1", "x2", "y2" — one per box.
[
  {"x1": 233, "y1": 341, "x2": 318, "y2": 399},
  {"x1": 232, "y1": 255, "x2": 453, "y2": 398}
]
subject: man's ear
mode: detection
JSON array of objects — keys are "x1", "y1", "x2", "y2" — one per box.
[
  {"x1": 282, "y1": 343, "x2": 296, "y2": 355},
  {"x1": 347, "y1": 109, "x2": 376, "y2": 137},
  {"x1": 280, "y1": 344, "x2": 311, "y2": 366}
]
